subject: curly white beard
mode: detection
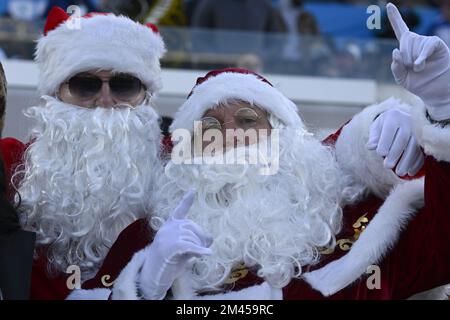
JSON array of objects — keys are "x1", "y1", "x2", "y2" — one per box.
[
  {"x1": 15, "y1": 96, "x2": 163, "y2": 279},
  {"x1": 153, "y1": 127, "x2": 343, "y2": 291}
]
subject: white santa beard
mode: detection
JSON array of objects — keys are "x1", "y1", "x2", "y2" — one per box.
[
  {"x1": 154, "y1": 127, "x2": 343, "y2": 291},
  {"x1": 15, "y1": 96, "x2": 162, "y2": 279}
]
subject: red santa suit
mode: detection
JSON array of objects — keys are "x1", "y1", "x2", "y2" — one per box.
[
  {"x1": 65, "y1": 70, "x2": 449, "y2": 300},
  {"x1": 5, "y1": 2, "x2": 450, "y2": 296},
  {"x1": 3, "y1": 97, "x2": 449, "y2": 300},
  {"x1": 0, "y1": 6, "x2": 166, "y2": 300}
]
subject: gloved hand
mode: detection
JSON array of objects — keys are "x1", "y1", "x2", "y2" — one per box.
[
  {"x1": 138, "y1": 190, "x2": 213, "y2": 300},
  {"x1": 387, "y1": 3, "x2": 450, "y2": 121},
  {"x1": 367, "y1": 108, "x2": 424, "y2": 177}
]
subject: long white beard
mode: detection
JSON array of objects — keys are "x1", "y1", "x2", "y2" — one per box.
[
  {"x1": 154, "y1": 127, "x2": 343, "y2": 291},
  {"x1": 15, "y1": 96, "x2": 162, "y2": 279}
]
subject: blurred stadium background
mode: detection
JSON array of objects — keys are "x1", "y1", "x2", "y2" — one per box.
[{"x1": 1, "y1": 0, "x2": 449, "y2": 141}]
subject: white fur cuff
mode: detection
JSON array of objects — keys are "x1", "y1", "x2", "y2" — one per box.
[
  {"x1": 171, "y1": 275, "x2": 282, "y2": 300},
  {"x1": 188, "y1": 282, "x2": 282, "y2": 300},
  {"x1": 303, "y1": 178, "x2": 424, "y2": 296},
  {"x1": 335, "y1": 98, "x2": 410, "y2": 199},
  {"x1": 110, "y1": 248, "x2": 147, "y2": 300},
  {"x1": 66, "y1": 288, "x2": 111, "y2": 300},
  {"x1": 413, "y1": 104, "x2": 450, "y2": 162}
]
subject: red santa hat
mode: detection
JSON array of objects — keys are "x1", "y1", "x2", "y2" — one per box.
[
  {"x1": 170, "y1": 68, "x2": 304, "y2": 133},
  {"x1": 35, "y1": 6, "x2": 166, "y2": 96}
]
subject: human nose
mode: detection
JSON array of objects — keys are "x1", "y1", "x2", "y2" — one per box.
[
  {"x1": 223, "y1": 127, "x2": 245, "y2": 150},
  {"x1": 95, "y1": 81, "x2": 115, "y2": 108}
]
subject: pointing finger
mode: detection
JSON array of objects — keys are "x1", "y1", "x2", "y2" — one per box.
[
  {"x1": 171, "y1": 188, "x2": 196, "y2": 220},
  {"x1": 387, "y1": 3, "x2": 409, "y2": 42}
]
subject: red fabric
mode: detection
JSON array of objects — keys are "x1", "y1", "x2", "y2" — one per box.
[
  {"x1": 30, "y1": 253, "x2": 70, "y2": 300},
  {"x1": 7, "y1": 124, "x2": 441, "y2": 299},
  {"x1": 386, "y1": 157, "x2": 450, "y2": 298},
  {"x1": 285, "y1": 156, "x2": 450, "y2": 299},
  {"x1": 44, "y1": 6, "x2": 70, "y2": 35},
  {"x1": 82, "y1": 219, "x2": 154, "y2": 290},
  {"x1": 0, "y1": 137, "x2": 26, "y2": 199},
  {"x1": 394, "y1": 162, "x2": 425, "y2": 181},
  {"x1": 202, "y1": 157, "x2": 450, "y2": 299},
  {"x1": 44, "y1": 6, "x2": 159, "y2": 37},
  {"x1": 83, "y1": 156, "x2": 450, "y2": 299},
  {"x1": 145, "y1": 23, "x2": 160, "y2": 34},
  {"x1": 27, "y1": 219, "x2": 154, "y2": 299},
  {"x1": 29, "y1": 219, "x2": 153, "y2": 299},
  {"x1": 161, "y1": 135, "x2": 173, "y2": 156},
  {"x1": 322, "y1": 125, "x2": 345, "y2": 147},
  {"x1": 73, "y1": 196, "x2": 386, "y2": 298},
  {"x1": 44, "y1": 7, "x2": 111, "y2": 36},
  {"x1": 0, "y1": 137, "x2": 26, "y2": 177},
  {"x1": 82, "y1": 12, "x2": 109, "y2": 19}
]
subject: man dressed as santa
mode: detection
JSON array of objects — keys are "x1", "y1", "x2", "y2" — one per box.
[
  {"x1": 0, "y1": 7, "x2": 167, "y2": 299},
  {"x1": 74, "y1": 3, "x2": 450, "y2": 300}
]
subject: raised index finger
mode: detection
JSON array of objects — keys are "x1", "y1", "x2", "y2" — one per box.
[
  {"x1": 387, "y1": 3, "x2": 409, "y2": 42},
  {"x1": 171, "y1": 188, "x2": 196, "y2": 220}
]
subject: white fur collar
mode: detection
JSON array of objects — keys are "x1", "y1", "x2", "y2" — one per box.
[
  {"x1": 334, "y1": 98, "x2": 410, "y2": 199},
  {"x1": 413, "y1": 103, "x2": 450, "y2": 162}
]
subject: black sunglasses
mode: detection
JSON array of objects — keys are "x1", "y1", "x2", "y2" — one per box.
[{"x1": 65, "y1": 73, "x2": 145, "y2": 101}]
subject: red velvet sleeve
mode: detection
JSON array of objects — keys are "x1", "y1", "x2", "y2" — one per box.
[
  {"x1": 281, "y1": 156, "x2": 446, "y2": 300},
  {"x1": 30, "y1": 255, "x2": 71, "y2": 300},
  {"x1": 82, "y1": 219, "x2": 153, "y2": 290},
  {"x1": 0, "y1": 137, "x2": 26, "y2": 172},
  {"x1": 383, "y1": 156, "x2": 450, "y2": 299}
]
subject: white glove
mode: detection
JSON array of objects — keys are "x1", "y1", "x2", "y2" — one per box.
[
  {"x1": 387, "y1": 3, "x2": 450, "y2": 121},
  {"x1": 367, "y1": 108, "x2": 425, "y2": 177},
  {"x1": 138, "y1": 190, "x2": 213, "y2": 300}
]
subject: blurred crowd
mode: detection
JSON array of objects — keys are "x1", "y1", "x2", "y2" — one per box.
[{"x1": 1, "y1": 0, "x2": 450, "y2": 80}]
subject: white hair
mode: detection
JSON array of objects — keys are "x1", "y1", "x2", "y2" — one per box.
[
  {"x1": 153, "y1": 122, "x2": 343, "y2": 292},
  {"x1": 15, "y1": 96, "x2": 162, "y2": 279}
]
